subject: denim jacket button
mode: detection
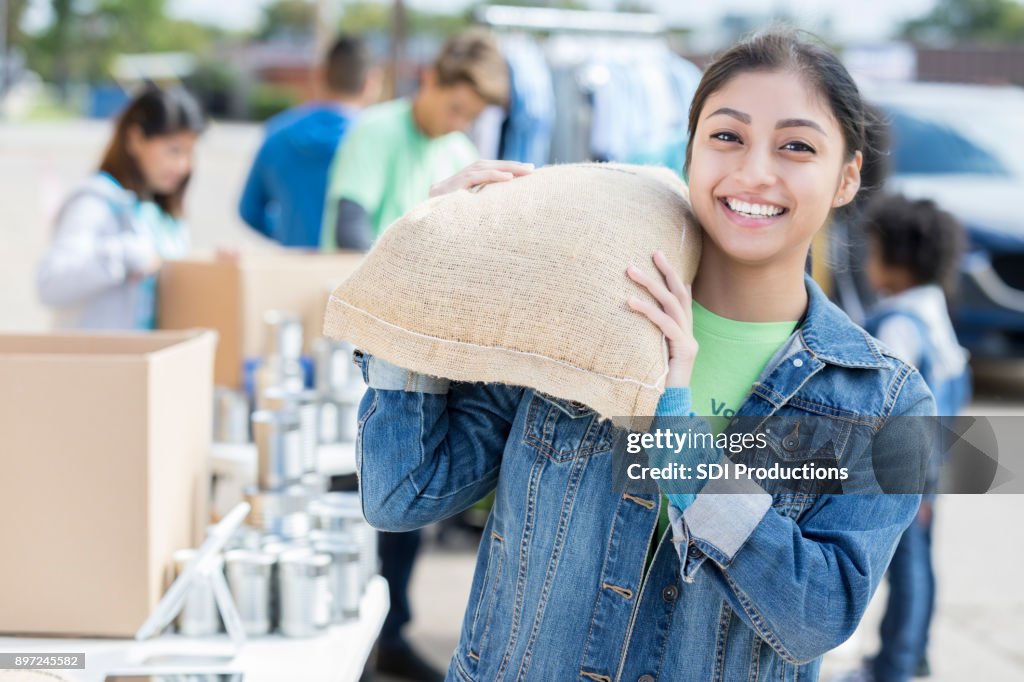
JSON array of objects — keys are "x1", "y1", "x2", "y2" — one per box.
[
  {"x1": 638, "y1": 675, "x2": 656, "y2": 682},
  {"x1": 661, "y1": 585, "x2": 678, "y2": 602},
  {"x1": 687, "y1": 545, "x2": 701, "y2": 559},
  {"x1": 792, "y1": 358, "x2": 804, "y2": 367}
]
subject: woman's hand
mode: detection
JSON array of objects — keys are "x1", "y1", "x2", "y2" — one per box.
[
  {"x1": 128, "y1": 253, "x2": 163, "y2": 282},
  {"x1": 626, "y1": 250, "x2": 698, "y2": 388},
  {"x1": 429, "y1": 160, "x2": 535, "y2": 198}
]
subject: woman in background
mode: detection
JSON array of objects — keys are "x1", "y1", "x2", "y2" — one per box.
[{"x1": 38, "y1": 86, "x2": 206, "y2": 329}]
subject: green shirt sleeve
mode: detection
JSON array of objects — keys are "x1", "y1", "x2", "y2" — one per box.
[{"x1": 320, "y1": 120, "x2": 389, "y2": 251}]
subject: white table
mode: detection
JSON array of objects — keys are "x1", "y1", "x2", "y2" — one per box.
[{"x1": 0, "y1": 575, "x2": 388, "y2": 682}]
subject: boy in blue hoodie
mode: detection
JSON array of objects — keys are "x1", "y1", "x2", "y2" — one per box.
[{"x1": 238, "y1": 35, "x2": 380, "y2": 248}]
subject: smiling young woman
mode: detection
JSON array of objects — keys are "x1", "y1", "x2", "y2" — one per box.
[
  {"x1": 351, "y1": 27, "x2": 935, "y2": 682},
  {"x1": 685, "y1": 67, "x2": 862, "y2": 324}
]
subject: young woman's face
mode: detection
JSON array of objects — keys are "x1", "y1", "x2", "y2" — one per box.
[
  {"x1": 127, "y1": 127, "x2": 199, "y2": 195},
  {"x1": 687, "y1": 69, "x2": 862, "y2": 269}
]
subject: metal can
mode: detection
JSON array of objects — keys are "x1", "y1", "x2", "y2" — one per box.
[
  {"x1": 252, "y1": 409, "x2": 303, "y2": 490},
  {"x1": 261, "y1": 388, "x2": 320, "y2": 474},
  {"x1": 213, "y1": 386, "x2": 250, "y2": 443},
  {"x1": 313, "y1": 338, "x2": 353, "y2": 396},
  {"x1": 244, "y1": 485, "x2": 311, "y2": 536},
  {"x1": 301, "y1": 472, "x2": 329, "y2": 497},
  {"x1": 259, "y1": 540, "x2": 290, "y2": 631},
  {"x1": 312, "y1": 536, "x2": 362, "y2": 623},
  {"x1": 277, "y1": 549, "x2": 332, "y2": 637},
  {"x1": 308, "y1": 493, "x2": 377, "y2": 588},
  {"x1": 173, "y1": 549, "x2": 222, "y2": 637},
  {"x1": 263, "y1": 311, "x2": 304, "y2": 361},
  {"x1": 224, "y1": 549, "x2": 275, "y2": 636}
]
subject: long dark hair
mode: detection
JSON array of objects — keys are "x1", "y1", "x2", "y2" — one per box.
[
  {"x1": 684, "y1": 27, "x2": 887, "y2": 214},
  {"x1": 99, "y1": 86, "x2": 207, "y2": 217}
]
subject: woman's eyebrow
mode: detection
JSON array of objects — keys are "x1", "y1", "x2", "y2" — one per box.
[
  {"x1": 705, "y1": 108, "x2": 827, "y2": 137},
  {"x1": 706, "y1": 107, "x2": 750, "y2": 124},
  {"x1": 776, "y1": 118, "x2": 827, "y2": 135}
]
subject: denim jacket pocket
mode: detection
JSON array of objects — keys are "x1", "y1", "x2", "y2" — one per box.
[
  {"x1": 522, "y1": 391, "x2": 614, "y2": 462},
  {"x1": 741, "y1": 415, "x2": 851, "y2": 496},
  {"x1": 770, "y1": 492, "x2": 821, "y2": 521}
]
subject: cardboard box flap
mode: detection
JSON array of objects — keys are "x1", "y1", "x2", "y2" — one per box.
[{"x1": 0, "y1": 330, "x2": 214, "y2": 358}]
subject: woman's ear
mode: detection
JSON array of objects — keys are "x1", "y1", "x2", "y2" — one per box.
[{"x1": 834, "y1": 150, "x2": 863, "y2": 207}]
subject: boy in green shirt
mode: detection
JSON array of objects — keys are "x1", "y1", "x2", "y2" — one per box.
[{"x1": 321, "y1": 29, "x2": 509, "y2": 250}]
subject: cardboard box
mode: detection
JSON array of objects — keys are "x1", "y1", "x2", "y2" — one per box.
[
  {"x1": 0, "y1": 330, "x2": 217, "y2": 637},
  {"x1": 158, "y1": 251, "x2": 365, "y2": 387}
]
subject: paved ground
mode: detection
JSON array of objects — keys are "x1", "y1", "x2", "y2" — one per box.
[{"x1": 4, "y1": 122, "x2": 1022, "y2": 681}]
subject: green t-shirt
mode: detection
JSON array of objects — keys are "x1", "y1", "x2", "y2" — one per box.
[
  {"x1": 650, "y1": 301, "x2": 798, "y2": 564},
  {"x1": 320, "y1": 98, "x2": 479, "y2": 249}
]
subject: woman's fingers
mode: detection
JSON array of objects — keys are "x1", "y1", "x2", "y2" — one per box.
[
  {"x1": 627, "y1": 295, "x2": 681, "y2": 341},
  {"x1": 429, "y1": 160, "x2": 534, "y2": 198},
  {"x1": 653, "y1": 250, "x2": 689, "y2": 302},
  {"x1": 627, "y1": 263, "x2": 685, "y2": 322},
  {"x1": 472, "y1": 159, "x2": 535, "y2": 175},
  {"x1": 465, "y1": 169, "x2": 515, "y2": 188}
]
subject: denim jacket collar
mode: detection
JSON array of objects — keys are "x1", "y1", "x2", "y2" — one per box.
[
  {"x1": 738, "y1": 275, "x2": 888, "y2": 415},
  {"x1": 798, "y1": 274, "x2": 888, "y2": 370}
]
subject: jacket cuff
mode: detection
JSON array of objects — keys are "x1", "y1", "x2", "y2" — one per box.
[
  {"x1": 355, "y1": 351, "x2": 450, "y2": 394},
  {"x1": 680, "y1": 475, "x2": 772, "y2": 572},
  {"x1": 655, "y1": 387, "x2": 694, "y2": 416}
]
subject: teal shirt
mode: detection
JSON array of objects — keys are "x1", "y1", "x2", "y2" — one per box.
[
  {"x1": 99, "y1": 173, "x2": 189, "y2": 329},
  {"x1": 133, "y1": 201, "x2": 189, "y2": 329}
]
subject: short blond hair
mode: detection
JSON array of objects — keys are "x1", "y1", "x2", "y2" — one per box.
[{"x1": 434, "y1": 29, "x2": 509, "y2": 107}]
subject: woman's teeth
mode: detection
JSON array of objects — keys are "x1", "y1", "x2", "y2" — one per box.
[{"x1": 724, "y1": 198, "x2": 785, "y2": 217}]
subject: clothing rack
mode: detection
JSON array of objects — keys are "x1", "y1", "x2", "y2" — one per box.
[
  {"x1": 470, "y1": 5, "x2": 695, "y2": 168},
  {"x1": 475, "y1": 4, "x2": 666, "y2": 36}
]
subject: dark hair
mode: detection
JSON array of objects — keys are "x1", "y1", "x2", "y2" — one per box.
[
  {"x1": 684, "y1": 27, "x2": 887, "y2": 210},
  {"x1": 325, "y1": 35, "x2": 372, "y2": 95},
  {"x1": 863, "y1": 193, "x2": 964, "y2": 293},
  {"x1": 99, "y1": 86, "x2": 206, "y2": 217},
  {"x1": 433, "y1": 29, "x2": 509, "y2": 107}
]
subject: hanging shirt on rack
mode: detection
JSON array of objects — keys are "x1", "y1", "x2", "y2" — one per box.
[{"x1": 499, "y1": 37, "x2": 556, "y2": 166}]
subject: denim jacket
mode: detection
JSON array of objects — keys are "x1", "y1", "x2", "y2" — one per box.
[{"x1": 353, "y1": 275, "x2": 934, "y2": 682}]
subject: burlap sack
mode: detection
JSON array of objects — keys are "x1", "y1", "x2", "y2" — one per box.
[{"x1": 323, "y1": 162, "x2": 701, "y2": 420}]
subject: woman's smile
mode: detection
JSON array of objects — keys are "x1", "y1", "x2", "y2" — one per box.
[{"x1": 718, "y1": 195, "x2": 789, "y2": 228}]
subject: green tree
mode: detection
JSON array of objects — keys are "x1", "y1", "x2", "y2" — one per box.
[
  {"x1": 333, "y1": 1, "x2": 468, "y2": 37},
  {"x1": 901, "y1": 0, "x2": 1024, "y2": 44},
  {"x1": 258, "y1": 0, "x2": 316, "y2": 42},
  {"x1": 20, "y1": 0, "x2": 218, "y2": 85}
]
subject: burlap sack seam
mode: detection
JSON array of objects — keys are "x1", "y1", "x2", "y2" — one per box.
[{"x1": 327, "y1": 293, "x2": 671, "y2": 390}]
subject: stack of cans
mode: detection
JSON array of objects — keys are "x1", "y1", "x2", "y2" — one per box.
[
  {"x1": 189, "y1": 315, "x2": 374, "y2": 638},
  {"x1": 312, "y1": 338, "x2": 365, "y2": 444}
]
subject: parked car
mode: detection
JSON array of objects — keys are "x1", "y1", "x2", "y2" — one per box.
[{"x1": 831, "y1": 82, "x2": 1024, "y2": 358}]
